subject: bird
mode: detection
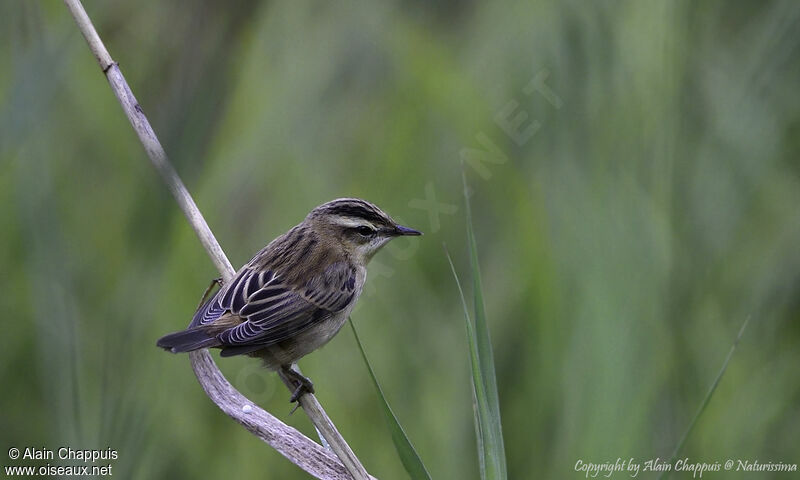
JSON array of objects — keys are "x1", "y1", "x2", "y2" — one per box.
[{"x1": 157, "y1": 198, "x2": 422, "y2": 403}]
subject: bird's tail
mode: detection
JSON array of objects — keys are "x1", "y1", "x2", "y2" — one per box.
[{"x1": 157, "y1": 327, "x2": 219, "y2": 353}]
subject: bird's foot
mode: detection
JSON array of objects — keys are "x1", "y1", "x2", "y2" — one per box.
[{"x1": 280, "y1": 366, "x2": 315, "y2": 411}]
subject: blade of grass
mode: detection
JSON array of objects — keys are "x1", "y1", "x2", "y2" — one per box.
[
  {"x1": 462, "y1": 170, "x2": 507, "y2": 480},
  {"x1": 444, "y1": 208, "x2": 507, "y2": 480},
  {"x1": 349, "y1": 318, "x2": 433, "y2": 480},
  {"x1": 658, "y1": 315, "x2": 752, "y2": 480},
  {"x1": 444, "y1": 245, "x2": 489, "y2": 479}
]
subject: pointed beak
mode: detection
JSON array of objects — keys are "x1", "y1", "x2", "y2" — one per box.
[{"x1": 393, "y1": 224, "x2": 422, "y2": 236}]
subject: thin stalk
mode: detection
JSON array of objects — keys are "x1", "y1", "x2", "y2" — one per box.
[{"x1": 659, "y1": 315, "x2": 751, "y2": 480}]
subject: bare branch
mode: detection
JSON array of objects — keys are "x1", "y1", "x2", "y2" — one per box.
[{"x1": 61, "y1": 1, "x2": 373, "y2": 478}]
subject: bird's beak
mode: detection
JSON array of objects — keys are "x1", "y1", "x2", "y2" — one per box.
[{"x1": 393, "y1": 224, "x2": 422, "y2": 236}]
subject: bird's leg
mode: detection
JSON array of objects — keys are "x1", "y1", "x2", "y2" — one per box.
[
  {"x1": 279, "y1": 365, "x2": 315, "y2": 407},
  {"x1": 195, "y1": 277, "x2": 223, "y2": 312}
]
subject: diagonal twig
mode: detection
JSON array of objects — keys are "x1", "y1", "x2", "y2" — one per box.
[{"x1": 61, "y1": 1, "x2": 372, "y2": 479}]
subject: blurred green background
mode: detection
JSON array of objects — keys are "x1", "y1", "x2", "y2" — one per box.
[{"x1": 2, "y1": 1, "x2": 799, "y2": 478}]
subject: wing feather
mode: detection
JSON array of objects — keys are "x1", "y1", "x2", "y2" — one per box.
[
  {"x1": 188, "y1": 295, "x2": 227, "y2": 328},
  {"x1": 211, "y1": 262, "x2": 356, "y2": 348}
]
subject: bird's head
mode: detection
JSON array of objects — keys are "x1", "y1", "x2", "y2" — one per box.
[{"x1": 306, "y1": 198, "x2": 422, "y2": 263}]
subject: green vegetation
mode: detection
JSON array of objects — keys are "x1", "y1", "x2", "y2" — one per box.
[
  {"x1": 350, "y1": 318, "x2": 432, "y2": 480},
  {"x1": 443, "y1": 171, "x2": 507, "y2": 480},
  {"x1": 659, "y1": 315, "x2": 751, "y2": 480},
  {"x1": 2, "y1": 1, "x2": 799, "y2": 479}
]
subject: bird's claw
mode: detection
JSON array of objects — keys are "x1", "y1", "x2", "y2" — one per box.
[
  {"x1": 289, "y1": 376, "x2": 315, "y2": 403},
  {"x1": 280, "y1": 366, "x2": 315, "y2": 413}
]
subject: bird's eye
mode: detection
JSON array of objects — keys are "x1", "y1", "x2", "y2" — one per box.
[{"x1": 355, "y1": 226, "x2": 375, "y2": 237}]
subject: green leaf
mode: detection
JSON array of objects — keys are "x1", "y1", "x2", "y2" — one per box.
[
  {"x1": 443, "y1": 170, "x2": 507, "y2": 480},
  {"x1": 349, "y1": 318, "x2": 433, "y2": 480}
]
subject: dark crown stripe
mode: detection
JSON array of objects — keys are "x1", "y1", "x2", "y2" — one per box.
[{"x1": 323, "y1": 200, "x2": 388, "y2": 225}]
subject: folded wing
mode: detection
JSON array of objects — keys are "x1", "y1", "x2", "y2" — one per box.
[{"x1": 190, "y1": 262, "x2": 357, "y2": 355}]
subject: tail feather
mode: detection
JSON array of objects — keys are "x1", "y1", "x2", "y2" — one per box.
[{"x1": 157, "y1": 327, "x2": 220, "y2": 353}]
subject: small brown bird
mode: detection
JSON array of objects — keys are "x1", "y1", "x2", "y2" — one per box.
[{"x1": 157, "y1": 198, "x2": 421, "y2": 402}]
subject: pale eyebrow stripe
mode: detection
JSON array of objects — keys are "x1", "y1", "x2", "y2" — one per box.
[{"x1": 328, "y1": 215, "x2": 376, "y2": 229}]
